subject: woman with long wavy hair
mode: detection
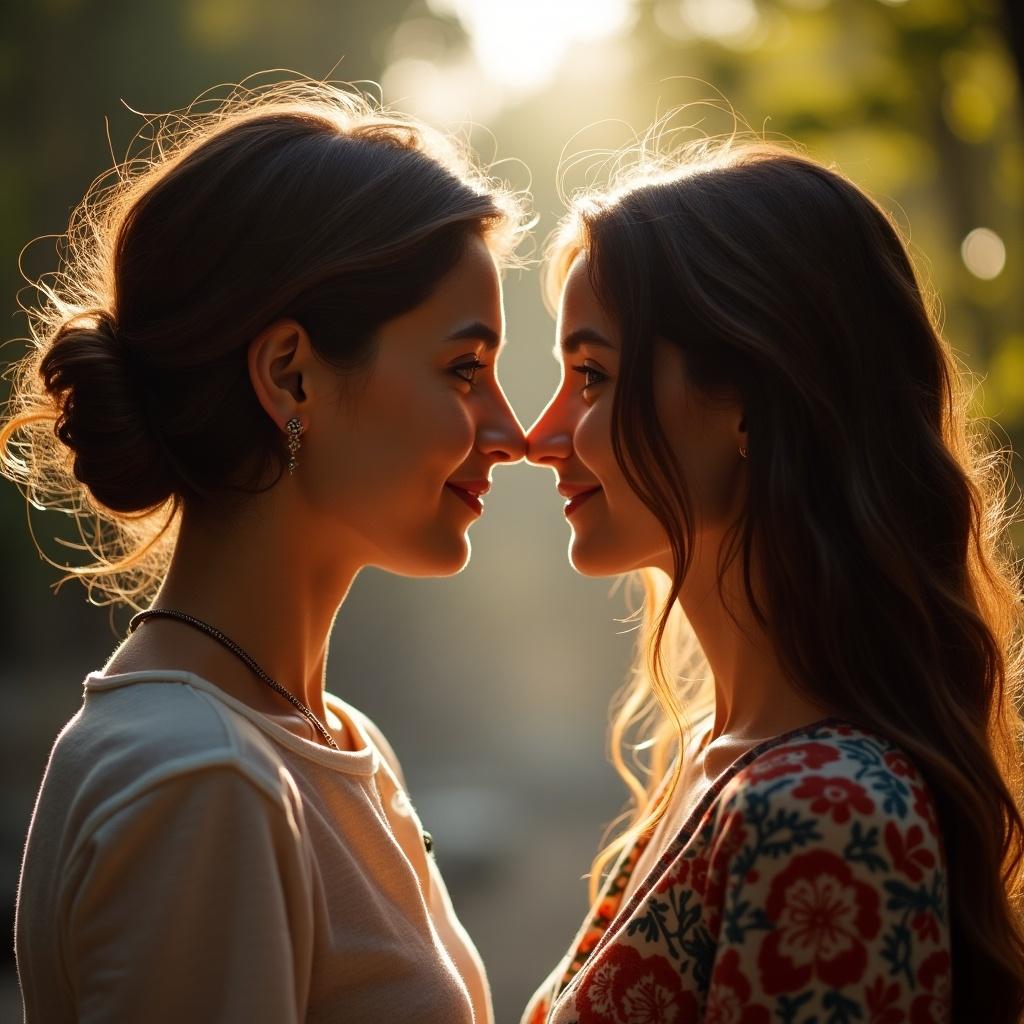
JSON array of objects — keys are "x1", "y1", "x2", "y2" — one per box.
[
  {"x1": 2, "y1": 77, "x2": 528, "y2": 1023},
  {"x1": 523, "y1": 135, "x2": 1024, "y2": 1022}
]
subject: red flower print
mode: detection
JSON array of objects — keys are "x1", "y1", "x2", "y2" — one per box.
[
  {"x1": 576, "y1": 944, "x2": 698, "y2": 1024},
  {"x1": 911, "y1": 909, "x2": 940, "y2": 944},
  {"x1": 791, "y1": 776, "x2": 875, "y2": 824},
  {"x1": 910, "y1": 951, "x2": 951, "y2": 1024},
  {"x1": 577, "y1": 953, "x2": 621, "y2": 1022},
  {"x1": 690, "y1": 852, "x2": 709, "y2": 895},
  {"x1": 883, "y1": 822, "x2": 936, "y2": 884},
  {"x1": 883, "y1": 750, "x2": 915, "y2": 779},
  {"x1": 706, "y1": 822, "x2": 748, "y2": 936},
  {"x1": 654, "y1": 855, "x2": 690, "y2": 894},
  {"x1": 759, "y1": 849, "x2": 881, "y2": 994},
  {"x1": 706, "y1": 949, "x2": 770, "y2": 1024},
  {"x1": 743, "y1": 742, "x2": 841, "y2": 782},
  {"x1": 865, "y1": 974, "x2": 905, "y2": 1024},
  {"x1": 617, "y1": 956, "x2": 698, "y2": 1024},
  {"x1": 911, "y1": 785, "x2": 940, "y2": 839}
]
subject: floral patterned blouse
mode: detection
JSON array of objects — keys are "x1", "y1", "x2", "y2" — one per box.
[{"x1": 522, "y1": 718, "x2": 951, "y2": 1024}]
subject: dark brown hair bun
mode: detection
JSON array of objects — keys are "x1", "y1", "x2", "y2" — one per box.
[{"x1": 41, "y1": 312, "x2": 175, "y2": 514}]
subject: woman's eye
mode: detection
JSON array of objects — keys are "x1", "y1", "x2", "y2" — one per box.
[
  {"x1": 571, "y1": 364, "x2": 608, "y2": 391},
  {"x1": 452, "y1": 359, "x2": 487, "y2": 384}
]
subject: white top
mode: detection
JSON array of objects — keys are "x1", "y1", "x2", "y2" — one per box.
[{"x1": 14, "y1": 669, "x2": 492, "y2": 1024}]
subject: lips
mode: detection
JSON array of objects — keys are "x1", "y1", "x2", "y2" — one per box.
[
  {"x1": 557, "y1": 483, "x2": 602, "y2": 517},
  {"x1": 444, "y1": 480, "x2": 489, "y2": 515}
]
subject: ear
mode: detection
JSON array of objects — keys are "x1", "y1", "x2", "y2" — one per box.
[{"x1": 247, "y1": 319, "x2": 313, "y2": 431}]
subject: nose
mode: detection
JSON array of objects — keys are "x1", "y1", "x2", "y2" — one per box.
[
  {"x1": 525, "y1": 395, "x2": 573, "y2": 467},
  {"x1": 478, "y1": 388, "x2": 527, "y2": 465}
]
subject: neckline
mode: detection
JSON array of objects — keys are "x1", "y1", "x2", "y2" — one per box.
[
  {"x1": 651, "y1": 713, "x2": 845, "y2": 874},
  {"x1": 83, "y1": 668, "x2": 379, "y2": 774},
  {"x1": 555, "y1": 713, "x2": 848, "y2": 1005}
]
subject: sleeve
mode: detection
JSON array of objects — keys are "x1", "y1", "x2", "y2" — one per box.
[
  {"x1": 63, "y1": 764, "x2": 315, "y2": 1024},
  {"x1": 701, "y1": 765, "x2": 952, "y2": 1022}
]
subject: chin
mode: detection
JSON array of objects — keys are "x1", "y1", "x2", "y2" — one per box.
[
  {"x1": 567, "y1": 537, "x2": 625, "y2": 577},
  {"x1": 568, "y1": 534, "x2": 665, "y2": 578},
  {"x1": 434, "y1": 527, "x2": 473, "y2": 575},
  {"x1": 433, "y1": 540, "x2": 472, "y2": 576},
  {"x1": 386, "y1": 532, "x2": 471, "y2": 578}
]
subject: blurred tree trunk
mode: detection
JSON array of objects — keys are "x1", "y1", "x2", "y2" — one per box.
[{"x1": 1001, "y1": 0, "x2": 1024, "y2": 103}]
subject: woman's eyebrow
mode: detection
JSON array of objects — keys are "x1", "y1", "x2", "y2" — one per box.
[
  {"x1": 558, "y1": 327, "x2": 616, "y2": 354},
  {"x1": 444, "y1": 321, "x2": 501, "y2": 350}
]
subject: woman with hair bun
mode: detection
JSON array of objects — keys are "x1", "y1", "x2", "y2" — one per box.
[
  {"x1": 523, "y1": 136, "x2": 1024, "y2": 1023},
  {"x1": 2, "y1": 77, "x2": 528, "y2": 1023}
]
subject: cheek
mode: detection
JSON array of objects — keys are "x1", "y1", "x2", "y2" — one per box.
[
  {"x1": 572, "y1": 401, "x2": 667, "y2": 549},
  {"x1": 572, "y1": 402, "x2": 614, "y2": 477},
  {"x1": 333, "y1": 374, "x2": 475, "y2": 499},
  {"x1": 574, "y1": 401, "x2": 647, "y2": 518},
  {"x1": 389, "y1": 401, "x2": 474, "y2": 491},
  {"x1": 415, "y1": 393, "x2": 475, "y2": 470}
]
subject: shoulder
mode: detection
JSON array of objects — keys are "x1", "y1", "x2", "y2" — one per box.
[
  {"x1": 704, "y1": 721, "x2": 947, "y2": 934},
  {"x1": 720, "y1": 721, "x2": 941, "y2": 842},
  {"x1": 45, "y1": 678, "x2": 302, "y2": 849},
  {"x1": 689, "y1": 724, "x2": 951, "y2": 1015}
]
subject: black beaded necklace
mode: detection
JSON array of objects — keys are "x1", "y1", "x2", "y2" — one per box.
[
  {"x1": 127, "y1": 607, "x2": 435, "y2": 855},
  {"x1": 128, "y1": 607, "x2": 341, "y2": 748}
]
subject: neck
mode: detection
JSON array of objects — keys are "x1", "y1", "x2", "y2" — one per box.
[
  {"x1": 123, "y1": 497, "x2": 362, "y2": 724},
  {"x1": 668, "y1": 530, "x2": 830, "y2": 746}
]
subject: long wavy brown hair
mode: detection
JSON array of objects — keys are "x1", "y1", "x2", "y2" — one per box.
[
  {"x1": 0, "y1": 75, "x2": 528, "y2": 616},
  {"x1": 544, "y1": 136, "x2": 1024, "y2": 1022}
]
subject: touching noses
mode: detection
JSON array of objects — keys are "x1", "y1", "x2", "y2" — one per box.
[
  {"x1": 525, "y1": 394, "x2": 573, "y2": 467},
  {"x1": 478, "y1": 388, "x2": 527, "y2": 465}
]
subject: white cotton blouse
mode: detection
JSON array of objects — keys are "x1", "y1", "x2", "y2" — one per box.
[{"x1": 14, "y1": 668, "x2": 492, "y2": 1024}]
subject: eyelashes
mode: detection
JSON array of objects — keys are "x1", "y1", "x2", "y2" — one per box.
[
  {"x1": 452, "y1": 358, "x2": 488, "y2": 384},
  {"x1": 452, "y1": 358, "x2": 606, "y2": 391},
  {"x1": 571, "y1": 364, "x2": 608, "y2": 391}
]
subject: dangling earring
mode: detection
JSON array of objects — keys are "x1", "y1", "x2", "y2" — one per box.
[
  {"x1": 739, "y1": 444, "x2": 748, "y2": 459},
  {"x1": 286, "y1": 416, "x2": 303, "y2": 474}
]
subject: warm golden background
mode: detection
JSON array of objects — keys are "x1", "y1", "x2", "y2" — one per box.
[{"x1": 3, "y1": 1, "x2": 1022, "y2": 1020}]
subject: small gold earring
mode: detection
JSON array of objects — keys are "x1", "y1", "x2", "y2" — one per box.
[
  {"x1": 739, "y1": 444, "x2": 748, "y2": 459},
  {"x1": 286, "y1": 416, "x2": 303, "y2": 474}
]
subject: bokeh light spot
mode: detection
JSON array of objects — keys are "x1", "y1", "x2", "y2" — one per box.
[
  {"x1": 681, "y1": 0, "x2": 760, "y2": 43},
  {"x1": 961, "y1": 228, "x2": 1006, "y2": 280}
]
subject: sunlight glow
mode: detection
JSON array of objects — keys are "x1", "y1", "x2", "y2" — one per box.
[
  {"x1": 382, "y1": 55, "x2": 503, "y2": 123},
  {"x1": 426, "y1": 0, "x2": 637, "y2": 91}
]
